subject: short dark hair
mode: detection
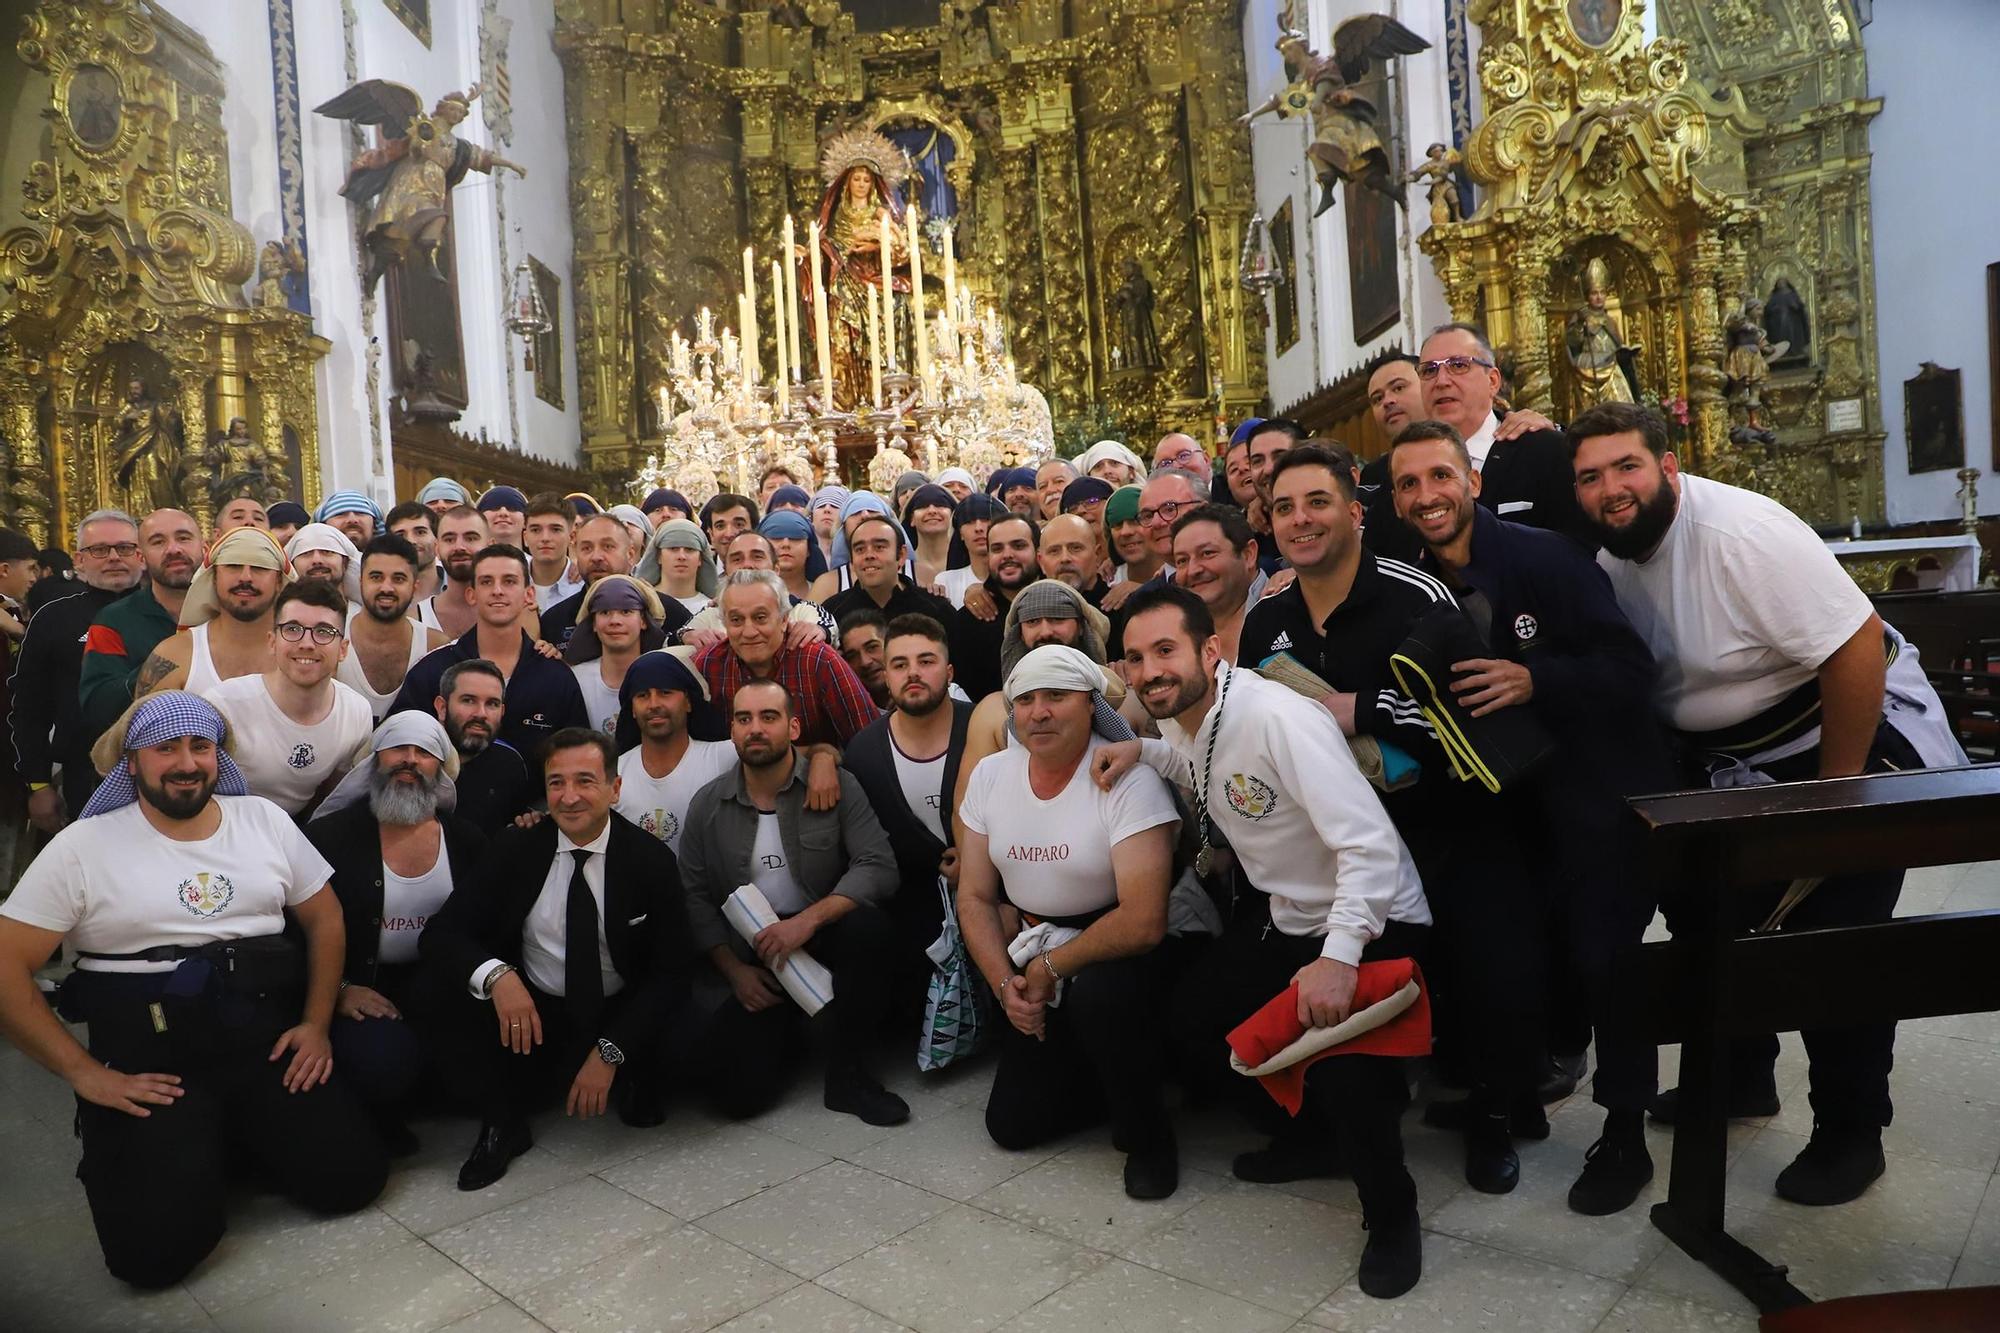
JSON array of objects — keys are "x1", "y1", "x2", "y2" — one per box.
[
  {"x1": 542, "y1": 726, "x2": 616, "y2": 776},
  {"x1": 987, "y1": 512, "x2": 1040, "y2": 547},
  {"x1": 733, "y1": 676, "x2": 793, "y2": 718},
  {"x1": 438, "y1": 503, "x2": 484, "y2": 528},
  {"x1": 1569, "y1": 401, "x2": 1672, "y2": 458},
  {"x1": 703, "y1": 494, "x2": 760, "y2": 529},
  {"x1": 848, "y1": 513, "x2": 905, "y2": 551},
  {"x1": 471, "y1": 543, "x2": 531, "y2": 580},
  {"x1": 384, "y1": 500, "x2": 435, "y2": 535},
  {"x1": 0, "y1": 528, "x2": 38, "y2": 562},
  {"x1": 1248, "y1": 417, "x2": 1308, "y2": 447},
  {"x1": 759, "y1": 464, "x2": 798, "y2": 487},
  {"x1": 1388, "y1": 418, "x2": 1473, "y2": 471},
  {"x1": 360, "y1": 532, "x2": 421, "y2": 571},
  {"x1": 440, "y1": 658, "x2": 505, "y2": 699},
  {"x1": 1121, "y1": 581, "x2": 1216, "y2": 648},
  {"x1": 525, "y1": 491, "x2": 572, "y2": 522},
  {"x1": 838, "y1": 606, "x2": 890, "y2": 642},
  {"x1": 1269, "y1": 442, "x2": 1359, "y2": 501},
  {"x1": 1364, "y1": 348, "x2": 1421, "y2": 379},
  {"x1": 273, "y1": 578, "x2": 348, "y2": 622},
  {"x1": 885, "y1": 612, "x2": 949, "y2": 650},
  {"x1": 1169, "y1": 502, "x2": 1256, "y2": 554}
]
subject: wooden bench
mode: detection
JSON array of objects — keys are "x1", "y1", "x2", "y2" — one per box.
[
  {"x1": 1872, "y1": 591, "x2": 2000, "y2": 756},
  {"x1": 1618, "y1": 766, "x2": 2000, "y2": 1313}
]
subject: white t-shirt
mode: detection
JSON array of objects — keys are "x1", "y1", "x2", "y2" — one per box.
[
  {"x1": 2, "y1": 796, "x2": 333, "y2": 972},
  {"x1": 890, "y1": 730, "x2": 949, "y2": 842},
  {"x1": 934, "y1": 566, "x2": 982, "y2": 609},
  {"x1": 572, "y1": 661, "x2": 624, "y2": 737},
  {"x1": 1598, "y1": 473, "x2": 1875, "y2": 733},
  {"x1": 751, "y1": 809, "x2": 810, "y2": 916},
  {"x1": 203, "y1": 675, "x2": 374, "y2": 815},
  {"x1": 672, "y1": 593, "x2": 712, "y2": 617},
  {"x1": 959, "y1": 735, "x2": 1179, "y2": 919},
  {"x1": 379, "y1": 848, "x2": 454, "y2": 966},
  {"x1": 616, "y1": 740, "x2": 735, "y2": 854}
]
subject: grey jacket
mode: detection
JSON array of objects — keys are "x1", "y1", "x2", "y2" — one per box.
[{"x1": 676, "y1": 751, "x2": 899, "y2": 953}]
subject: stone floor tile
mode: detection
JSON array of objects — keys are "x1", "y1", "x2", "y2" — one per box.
[
  {"x1": 748, "y1": 1080, "x2": 958, "y2": 1160},
  {"x1": 436, "y1": 1301, "x2": 551, "y2": 1332},
  {"x1": 1769, "y1": 1080, "x2": 2000, "y2": 1172},
  {"x1": 0, "y1": 1208, "x2": 220, "y2": 1332},
  {"x1": 970, "y1": 1143, "x2": 1217, "y2": 1251},
  {"x1": 1906, "y1": 1009, "x2": 2000, "y2": 1045},
  {"x1": 430, "y1": 1177, "x2": 678, "y2": 1300},
  {"x1": 596, "y1": 1122, "x2": 829, "y2": 1220},
  {"x1": 1590, "y1": 1288, "x2": 1761, "y2": 1332},
  {"x1": 1635, "y1": 1201, "x2": 1958, "y2": 1308},
  {"x1": 1000, "y1": 1257, "x2": 1295, "y2": 1332},
  {"x1": 529, "y1": 1100, "x2": 719, "y2": 1173},
  {"x1": 1724, "y1": 1128, "x2": 1988, "y2": 1257},
  {"x1": 713, "y1": 1283, "x2": 912, "y2": 1332},
  {"x1": 879, "y1": 1052, "x2": 997, "y2": 1109},
  {"x1": 1308, "y1": 1234, "x2": 1624, "y2": 1332},
  {"x1": 1895, "y1": 1031, "x2": 2000, "y2": 1105},
  {"x1": 182, "y1": 1196, "x2": 415, "y2": 1313},
  {"x1": 1115, "y1": 1182, "x2": 1362, "y2": 1317},
  {"x1": 375, "y1": 1138, "x2": 585, "y2": 1238},
  {"x1": 848, "y1": 1104, "x2": 1060, "y2": 1201},
  {"x1": 211, "y1": 1240, "x2": 500, "y2": 1333},
  {"x1": 0, "y1": 1111, "x2": 94, "y2": 1232},
  {"x1": 820, "y1": 1204, "x2": 1104, "y2": 1332},
  {"x1": 698, "y1": 1161, "x2": 952, "y2": 1278},
  {"x1": 515, "y1": 1225, "x2": 797, "y2": 1332}
]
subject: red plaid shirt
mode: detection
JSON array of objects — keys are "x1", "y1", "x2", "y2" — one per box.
[{"x1": 694, "y1": 637, "x2": 881, "y2": 747}]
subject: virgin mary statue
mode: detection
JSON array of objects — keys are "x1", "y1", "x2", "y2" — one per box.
[{"x1": 805, "y1": 129, "x2": 912, "y2": 413}]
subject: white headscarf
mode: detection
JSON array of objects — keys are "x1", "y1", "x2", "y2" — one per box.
[{"x1": 312, "y1": 711, "x2": 461, "y2": 821}]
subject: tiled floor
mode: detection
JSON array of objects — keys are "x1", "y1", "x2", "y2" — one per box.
[{"x1": 6, "y1": 862, "x2": 2000, "y2": 1331}]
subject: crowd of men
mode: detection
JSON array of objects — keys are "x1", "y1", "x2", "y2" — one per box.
[{"x1": 0, "y1": 320, "x2": 1964, "y2": 1302}]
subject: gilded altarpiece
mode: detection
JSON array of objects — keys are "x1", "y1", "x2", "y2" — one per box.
[
  {"x1": 0, "y1": 0, "x2": 328, "y2": 544},
  {"x1": 552, "y1": 0, "x2": 1263, "y2": 480}
]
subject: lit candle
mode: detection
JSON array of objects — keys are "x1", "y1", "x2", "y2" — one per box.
[
  {"x1": 657, "y1": 385, "x2": 669, "y2": 431},
  {"x1": 808, "y1": 219, "x2": 832, "y2": 394},
  {"x1": 867, "y1": 280, "x2": 883, "y2": 408},
  {"x1": 781, "y1": 214, "x2": 801, "y2": 379},
  {"x1": 942, "y1": 218, "x2": 956, "y2": 315},
  {"x1": 879, "y1": 209, "x2": 897, "y2": 372},
  {"x1": 697, "y1": 306, "x2": 713, "y2": 345},
  {"x1": 741, "y1": 247, "x2": 760, "y2": 388},
  {"x1": 907, "y1": 202, "x2": 928, "y2": 388},
  {"x1": 771, "y1": 257, "x2": 788, "y2": 415}
]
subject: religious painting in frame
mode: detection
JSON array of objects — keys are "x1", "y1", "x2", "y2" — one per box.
[
  {"x1": 1344, "y1": 181, "x2": 1399, "y2": 345},
  {"x1": 385, "y1": 201, "x2": 468, "y2": 417},
  {"x1": 383, "y1": 0, "x2": 432, "y2": 48},
  {"x1": 1904, "y1": 362, "x2": 1963, "y2": 475},
  {"x1": 1567, "y1": 0, "x2": 1623, "y2": 48},
  {"x1": 1272, "y1": 198, "x2": 1300, "y2": 355},
  {"x1": 529, "y1": 257, "x2": 564, "y2": 409}
]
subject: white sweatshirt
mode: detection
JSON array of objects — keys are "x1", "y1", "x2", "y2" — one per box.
[{"x1": 1143, "y1": 663, "x2": 1430, "y2": 964}]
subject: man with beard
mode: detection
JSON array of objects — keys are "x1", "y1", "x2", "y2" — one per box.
[
  {"x1": 1103, "y1": 584, "x2": 1432, "y2": 1296},
  {"x1": 822, "y1": 515, "x2": 953, "y2": 627},
  {"x1": 1366, "y1": 353, "x2": 1424, "y2": 440},
  {"x1": 203, "y1": 581, "x2": 374, "y2": 817},
  {"x1": 433, "y1": 659, "x2": 535, "y2": 837},
  {"x1": 1572, "y1": 400, "x2": 1964, "y2": 1207},
  {"x1": 843, "y1": 614, "x2": 974, "y2": 955},
  {"x1": 1104, "y1": 486, "x2": 1160, "y2": 590},
  {"x1": 0, "y1": 691, "x2": 385, "y2": 1287},
  {"x1": 1389, "y1": 417, "x2": 1675, "y2": 1216},
  {"x1": 541, "y1": 513, "x2": 688, "y2": 649},
  {"x1": 340, "y1": 535, "x2": 449, "y2": 723},
  {"x1": 386, "y1": 501, "x2": 444, "y2": 599},
  {"x1": 677, "y1": 679, "x2": 910, "y2": 1125},
  {"x1": 1168, "y1": 504, "x2": 1267, "y2": 662},
  {"x1": 132, "y1": 526, "x2": 292, "y2": 699},
  {"x1": 308, "y1": 712, "x2": 487, "y2": 1152},
  {"x1": 285, "y1": 522, "x2": 361, "y2": 594},
  {"x1": 565, "y1": 575, "x2": 667, "y2": 736},
  {"x1": 1101, "y1": 469, "x2": 1208, "y2": 643},
  {"x1": 11, "y1": 509, "x2": 145, "y2": 830},
  {"x1": 614, "y1": 649, "x2": 733, "y2": 856},
  {"x1": 949, "y1": 513, "x2": 1039, "y2": 702},
  {"x1": 419, "y1": 505, "x2": 488, "y2": 638},
  {"x1": 78, "y1": 508, "x2": 202, "y2": 742},
  {"x1": 1038, "y1": 514, "x2": 1110, "y2": 607},
  {"x1": 837, "y1": 608, "x2": 893, "y2": 710}
]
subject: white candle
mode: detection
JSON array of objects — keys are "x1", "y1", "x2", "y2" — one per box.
[
  {"x1": 908, "y1": 202, "x2": 928, "y2": 387},
  {"x1": 741, "y1": 248, "x2": 760, "y2": 388},
  {"x1": 942, "y1": 217, "x2": 957, "y2": 315},
  {"x1": 867, "y1": 281, "x2": 883, "y2": 408},
  {"x1": 771, "y1": 257, "x2": 788, "y2": 415},
  {"x1": 808, "y1": 219, "x2": 831, "y2": 394},
  {"x1": 879, "y1": 209, "x2": 897, "y2": 372},
  {"x1": 782, "y1": 214, "x2": 801, "y2": 378}
]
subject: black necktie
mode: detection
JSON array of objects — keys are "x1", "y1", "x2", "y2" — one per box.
[{"x1": 564, "y1": 848, "x2": 604, "y2": 1033}]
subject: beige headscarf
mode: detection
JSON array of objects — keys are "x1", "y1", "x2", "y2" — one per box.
[{"x1": 178, "y1": 526, "x2": 293, "y2": 627}]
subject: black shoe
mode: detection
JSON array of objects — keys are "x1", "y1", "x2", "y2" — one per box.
[
  {"x1": 824, "y1": 1069, "x2": 910, "y2": 1127},
  {"x1": 1232, "y1": 1138, "x2": 1346, "y2": 1184},
  {"x1": 1538, "y1": 1052, "x2": 1588, "y2": 1104},
  {"x1": 1423, "y1": 1096, "x2": 1552, "y2": 1141},
  {"x1": 1124, "y1": 1140, "x2": 1180, "y2": 1201},
  {"x1": 618, "y1": 1087, "x2": 667, "y2": 1130},
  {"x1": 1647, "y1": 1083, "x2": 1780, "y2": 1125},
  {"x1": 456, "y1": 1119, "x2": 532, "y2": 1192},
  {"x1": 1357, "y1": 1211, "x2": 1423, "y2": 1299},
  {"x1": 1464, "y1": 1113, "x2": 1519, "y2": 1194},
  {"x1": 1774, "y1": 1125, "x2": 1885, "y2": 1206},
  {"x1": 1567, "y1": 1135, "x2": 1654, "y2": 1216}
]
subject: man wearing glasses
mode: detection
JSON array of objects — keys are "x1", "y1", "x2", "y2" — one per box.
[
  {"x1": 203, "y1": 581, "x2": 373, "y2": 817},
  {"x1": 1151, "y1": 432, "x2": 1212, "y2": 484},
  {"x1": 1102, "y1": 468, "x2": 1209, "y2": 651},
  {"x1": 1415, "y1": 323, "x2": 1589, "y2": 544}
]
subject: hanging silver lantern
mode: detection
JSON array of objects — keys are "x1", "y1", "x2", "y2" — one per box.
[
  {"x1": 1239, "y1": 211, "x2": 1278, "y2": 297},
  {"x1": 506, "y1": 257, "x2": 551, "y2": 369}
]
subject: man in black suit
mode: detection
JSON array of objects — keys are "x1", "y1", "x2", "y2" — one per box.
[{"x1": 421, "y1": 728, "x2": 695, "y2": 1191}]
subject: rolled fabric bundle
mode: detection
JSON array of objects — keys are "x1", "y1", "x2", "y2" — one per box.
[
  {"x1": 1254, "y1": 651, "x2": 1419, "y2": 792},
  {"x1": 722, "y1": 885, "x2": 835, "y2": 1016},
  {"x1": 1387, "y1": 604, "x2": 1554, "y2": 793},
  {"x1": 1004, "y1": 920, "x2": 1083, "y2": 1008},
  {"x1": 1225, "y1": 957, "x2": 1432, "y2": 1115}
]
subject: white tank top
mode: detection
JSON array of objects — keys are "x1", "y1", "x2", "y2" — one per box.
[
  {"x1": 184, "y1": 623, "x2": 224, "y2": 696},
  {"x1": 416, "y1": 596, "x2": 444, "y2": 632},
  {"x1": 337, "y1": 609, "x2": 430, "y2": 720}
]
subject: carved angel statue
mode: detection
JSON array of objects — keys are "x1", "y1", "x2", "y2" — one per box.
[
  {"x1": 1408, "y1": 142, "x2": 1463, "y2": 225},
  {"x1": 255, "y1": 237, "x2": 306, "y2": 307},
  {"x1": 1725, "y1": 297, "x2": 1788, "y2": 441},
  {"x1": 314, "y1": 80, "x2": 525, "y2": 293},
  {"x1": 1238, "y1": 16, "x2": 1430, "y2": 217}
]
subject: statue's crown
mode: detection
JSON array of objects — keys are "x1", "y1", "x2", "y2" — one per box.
[{"x1": 819, "y1": 127, "x2": 910, "y2": 189}]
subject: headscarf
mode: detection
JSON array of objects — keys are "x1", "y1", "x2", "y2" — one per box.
[
  {"x1": 985, "y1": 466, "x2": 1035, "y2": 498},
  {"x1": 476, "y1": 485, "x2": 528, "y2": 515},
  {"x1": 900, "y1": 483, "x2": 956, "y2": 531},
  {"x1": 616, "y1": 646, "x2": 726, "y2": 749},
  {"x1": 810, "y1": 484, "x2": 851, "y2": 516},
  {"x1": 417, "y1": 478, "x2": 470, "y2": 507},
  {"x1": 637, "y1": 518, "x2": 717, "y2": 596},
  {"x1": 1000, "y1": 578, "x2": 1110, "y2": 688},
  {"x1": 284, "y1": 522, "x2": 364, "y2": 603},
  {"x1": 757, "y1": 509, "x2": 814, "y2": 542},
  {"x1": 267, "y1": 501, "x2": 310, "y2": 530},
  {"x1": 312, "y1": 711, "x2": 461, "y2": 821},
  {"x1": 641, "y1": 487, "x2": 688, "y2": 518},
  {"x1": 565, "y1": 492, "x2": 603, "y2": 518},
  {"x1": 768, "y1": 484, "x2": 812, "y2": 512},
  {"x1": 945, "y1": 492, "x2": 1008, "y2": 570},
  {"x1": 315, "y1": 490, "x2": 382, "y2": 526},
  {"x1": 1230, "y1": 416, "x2": 1269, "y2": 447},
  {"x1": 608, "y1": 504, "x2": 651, "y2": 546},
  {"x1": 564, "y1": 573, "x2": 668, "y2": 664},
  {"x1": 81, "y1": 692, "x2": 247, "y2": 817},
  {"x1": 1104, "y1": 485, "x2": 1143, "y2": 529},
  {"x1": 1074, "y1": 439, "x2": 1146, "y2": 482},
  {"x1": 936, "y1": 466, "x2": 975, "y2": 493},
  {"x1": 179, "y1": 526, "x2": 291, "y2": 627},
  {"x1": 1061, "y1": 476, "x2": 1115, "y2": 513},
  {"x1": 1003, "y1": 644, "x2": 1134, "y2": 743},
  {"x1": 828, "y1": 491, "x2": 900, "y2": 567}
]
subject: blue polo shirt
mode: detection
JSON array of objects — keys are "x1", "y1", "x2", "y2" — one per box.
[{"x1": 388, "y1": 627, "x2": 589, "y2": 762}]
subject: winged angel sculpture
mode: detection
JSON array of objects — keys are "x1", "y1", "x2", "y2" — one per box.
[
  {"x1": 313, "y1": 80, "x2": 525, "y2": 294},
  {"x1": 1238, "y1": 15, "x2": 1431, "y2": 218}
]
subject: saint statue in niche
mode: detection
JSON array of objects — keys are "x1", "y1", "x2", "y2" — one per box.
[
  {"x1": 804, "y1": 129, "x2": 912, "y2": 413},
  {"x1": 1564, "y1": 258, "x2": 1641, "y2": 406},
  {"x1": 111, "y1": 378, "x2": 187, "y2": 514},
  {"x1": 1111, "y1": 260, "x2": 1162, "y2": 372}
]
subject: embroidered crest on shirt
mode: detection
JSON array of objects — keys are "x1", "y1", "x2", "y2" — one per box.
[
  {"x1": 177, "y1": 872, "x2": 235, "y2": 917},
  {"x1": 1513, "y1": 613, "x2": 1539, "y2": 643},
  {"x1": 640, "y1": 809, "x2": 677, "y2": 845},
  {"x1": 287, "y1": 742, "x2": 315, "y2": 770},
  {"x1": 1225, "y1": 773, "x2": 1278, "y2": 820}
]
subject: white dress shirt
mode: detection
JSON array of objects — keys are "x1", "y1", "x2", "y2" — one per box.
[
  {"x1": 1464, "y1": 411, "x2": 1500, "y2": 472},
  {"x1": 469, "y1": 822, "x2": 624, "y2": 999}
]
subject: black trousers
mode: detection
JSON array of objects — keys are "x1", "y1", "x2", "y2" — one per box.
[
  {"x1": 329, "y1": 963, "x2": 431, "y2": 1110},
  {"x1": 69, "y1": 971, "x2": 387, "y2": 1289},
  {"x1": 984, "y1": 944, "x2": 1178, "y2": 1157},
  {"x1": 1173, "y1": 900, "x2": 1430, "y2": 1223}
]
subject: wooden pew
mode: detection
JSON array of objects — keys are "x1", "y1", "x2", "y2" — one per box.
[{"x1": 1618, "y1": 766, "x2": 2000, "y2": 1313}]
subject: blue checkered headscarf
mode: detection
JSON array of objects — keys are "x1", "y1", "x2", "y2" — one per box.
[{"x1": 80, "y1": 692, "x2": 247, "y2": 818}]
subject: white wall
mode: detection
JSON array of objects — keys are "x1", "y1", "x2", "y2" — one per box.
[{"x1": 1865, "y1": 0, "x2": 2000, "y2": 523}]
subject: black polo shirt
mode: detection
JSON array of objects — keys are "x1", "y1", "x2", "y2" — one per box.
[
  {"x1": 388, "y1": 627, "x2": 590, "y2": 761},
  {"x1": 453, "y1": 740, "x2": 537, "y2": 837},
  {"x1": 824, "y1": 576, "x2": 954, "y2": 633},
  {"x1": 948, "y1": 578, "x2": 1018, "y2": 701}
]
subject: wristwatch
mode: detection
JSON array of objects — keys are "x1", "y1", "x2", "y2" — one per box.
[{"x1": 595, "y1": 1038, "x2": 626, "y2": 1066}]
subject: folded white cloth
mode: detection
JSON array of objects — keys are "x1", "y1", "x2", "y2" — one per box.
[
  {"x1": 723, "y1": 885, "x2": 834, "y2": 1016},
  {"x1": 1226, "y1": 978, "x2": 1421, "y2": 1077},
  {"x1": 1006, "y1": 920, "x2": 1082, "y2": 1007}
]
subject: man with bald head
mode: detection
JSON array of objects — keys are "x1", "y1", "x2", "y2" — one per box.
[
  {"x1": 78, "y1": 508, "x2": 204, "y2": 743},
  {"x1": 1152, "y1": 433, "x2": 1211, "y2": 484},
  {"x1": 1038, "y1": 514, "x2": 1110, "y2": 607}
]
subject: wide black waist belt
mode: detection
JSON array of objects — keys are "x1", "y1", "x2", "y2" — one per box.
[{"x1": 1676, "y1": 631, "x2": 1898, "y2": 758}]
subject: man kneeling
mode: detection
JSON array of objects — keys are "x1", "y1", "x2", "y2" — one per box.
[{"x1": 956, "y1": 644, "x2": 1182, "y2": 1199}]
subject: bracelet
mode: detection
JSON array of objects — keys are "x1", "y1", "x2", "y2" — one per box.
[
  {"x1": 338, "y1": 979, "x2": 351, "y2": 991},
  {"x1": 1040, "y1": 950, "x2": 1062, "y2": 983},
  {"x1": 482, "y1": 964, "x2": 516, "y2": 998}
]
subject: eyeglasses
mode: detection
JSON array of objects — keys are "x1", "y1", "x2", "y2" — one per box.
[
  {"x1": 1158, "y1": 448, "x2": 1201, "y2": 469},
  {"x1": 80, "y1": 542, "x2": 139, "y2": 559},
  {"x1": 1417, "y1": 355, "x2": 1495, "y2": 380},
  {"x1": 1139, "y1": 500, "x2": 1189, "y2": 526},
  {"x1": 276, "y1": 621, "x2": 343, "y2": 645}
]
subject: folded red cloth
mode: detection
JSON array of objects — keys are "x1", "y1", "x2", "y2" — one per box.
[{"x1": 1225, "y1": 958, "x2": 1432, "y2": 1115}]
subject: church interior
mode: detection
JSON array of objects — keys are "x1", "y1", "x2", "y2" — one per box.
[{"x1": 5, "y1": 0, "x2": 2000, "y2": 1329}]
